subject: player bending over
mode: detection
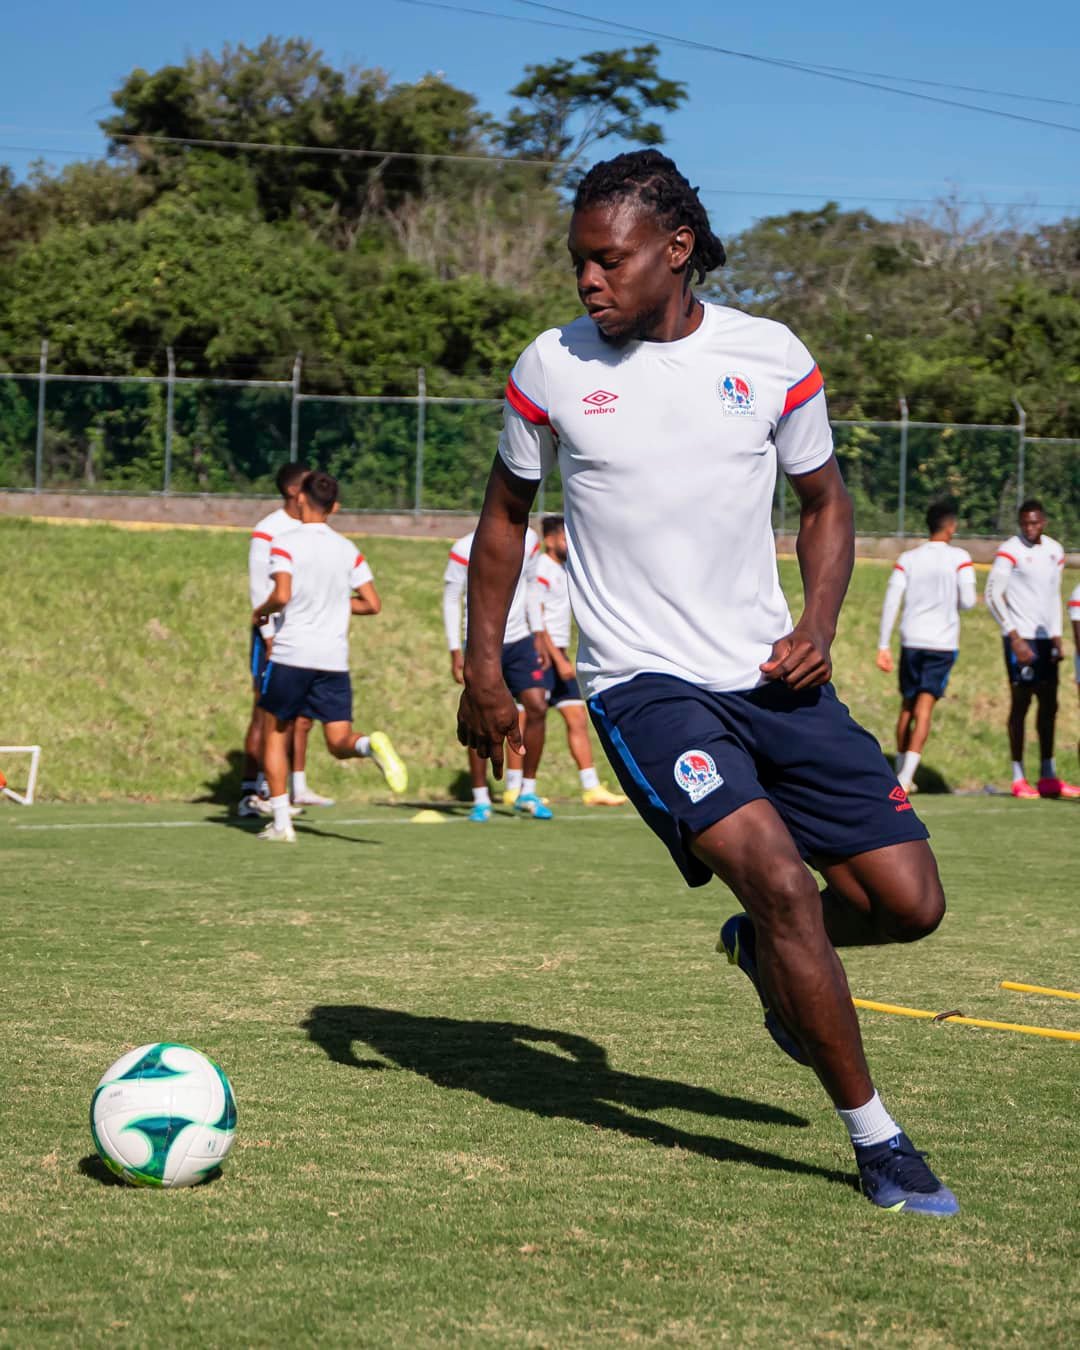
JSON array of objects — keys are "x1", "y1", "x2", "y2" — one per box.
[
  {"x1": 536, "y1": 514, "x2": 626, "y2": 806},
  {"x1": 253, "y1": 471, "x2": 408, "y2": 842},
  {"x1": 984, "y1": 499, "x2": 1077, "y2": 798},
  {"x1": 443, "y1": 526, "x2": 552, "y2": 821},
  {"x1": 458, "y1": 150, "x2": 959, "y2": 1215},
  {"x1": 875, "y1": 499, "x2": 976, "y2": 792}
]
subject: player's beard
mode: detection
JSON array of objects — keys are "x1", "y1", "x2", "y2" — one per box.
[{"x1": 594, "y1": 297, "x2": 668, "y2": 347}]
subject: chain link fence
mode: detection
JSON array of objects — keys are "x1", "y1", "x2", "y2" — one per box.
[{"x1": 1, "y1": 352, "x2": 1076, "y2": 542}]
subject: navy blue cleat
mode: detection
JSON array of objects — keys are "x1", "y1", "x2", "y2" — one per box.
[
  {"x1": 855, "y1": 1132, "x2": 959, "y2": 1216},
  {"x1": 717, "y1": 914, "x2": 810, "y2": 1066}
]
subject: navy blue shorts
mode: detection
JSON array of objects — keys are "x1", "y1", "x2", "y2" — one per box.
[
  {"x1": 1002, "y1": 636, "x2": 1059, "y2": 687},
  {"x1": 502, "y1": 635, "x2": 553, "y2": 700},
  {"x1": 899, "y1": 647, "x2": 957, "y2": 701},
  {"x1": 551, "y1": 671, "x2": 584, "y2": 706},
  {"x1": 250, "y1": 628, "x2": 270, "y2": 684},
  {"x1": 259, "y1": 663, "x2": 353, "y2": 724},
  {"x1": 588, "y1": 674, "x2": 928, "y2": 888}
]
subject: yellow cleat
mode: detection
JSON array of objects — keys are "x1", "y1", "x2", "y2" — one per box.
[
  {"x1": 502, "y1": 786, "x2": 521, "y2": 806},
  {"x1": 582, "y1": 784, "x2": 628, "y2": 807},
  {"x1": 369, "y1": 731, "x2": 408, "y2": 794}
]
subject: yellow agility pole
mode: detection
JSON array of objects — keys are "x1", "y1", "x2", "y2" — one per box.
[
  {"x1": 852, "y1": 998, "x2": 1080, "y2": 1043},
  {"x1": 1000, "y1": 981, "x2": 1080, "y2": 1002}
]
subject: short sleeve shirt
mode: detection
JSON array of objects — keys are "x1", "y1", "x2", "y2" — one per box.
[{"x1": 268, "y1": 523, "x2": 373, "y2": 672}]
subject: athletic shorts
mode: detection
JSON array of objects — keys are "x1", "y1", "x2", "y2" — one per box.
[
  {"x1": 250, "y1": 628, "x2": 270, "y2": 684},
  {"x1": 899, "y1": 647, "x2": 957, "y2": 701},
  {"x1": 502, "y1": 635, "x2": 553, "y2": 700},
  {"x1": 588, "y1": 674, "x2": 928, "y2": 888},
  {"x1": 551, "y1": 671, "x2": 584, "y2": 706},
  {"x1": 1002, "y1": 636, "x2": 1059, "y2": 687},
  {"x1": 259, "y1": 663, "x2": 352, "y2": 724}
]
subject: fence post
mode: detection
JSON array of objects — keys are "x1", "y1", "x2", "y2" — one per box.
[
  {"x1": 163, "y1": 346, "x2": 175, "y2": 493},
  {"x1": 1013, "y1": 398, "x2": 1026, "y2": 507},
  {"x1": 414, "y1": 367, "x2": 426, "y2": 516},
  {"x1": 897, "y1": 396, "x2": 909, "y2": 538},
  {"x1": 34, "y1": 338, "x2": 48, "y2": 493},
  {"x1": 289, "y1": 354, "x2": 302, "y2": 463}
]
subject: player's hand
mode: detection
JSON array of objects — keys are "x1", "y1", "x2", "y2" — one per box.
[
  {"x1": 457, "y1": 676, "x2": 523, "y2": 778},
  {"x1": 875, "y1": 647, "x2": 893, "y2": 674},
  {"x1": 533, "y1": 635, "x2": 552, "y2": 671},
  {"x1": 265, "y1": 635, "x2": 273, "y2": 658},
  {"x1": 760, "y1": 623, "x2": 833, "y2": 690},
  {"x1": 450, "y1": 650, "x2": 465, "y2": 685},
  {"x1": 1011, "y1": 634, "x2": 1035, "y2": 666},
  {"x1": 555, "y1": 655, "x2": 575, "y2": 682},
  {"x1": 1051, "y1": 637, "x2": 1064, "y2": 663}
]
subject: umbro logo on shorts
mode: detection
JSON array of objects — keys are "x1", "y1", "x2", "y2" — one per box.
[
  {"x1": 582, "y1": 389, "x2": 618, "y2": 415},
  {"x1": 889, "y1": 786, "x2": 913, "y2": 812}
]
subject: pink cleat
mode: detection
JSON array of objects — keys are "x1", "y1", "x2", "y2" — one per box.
[
  {"x1": 1011, "y1": 779, "x2": 1040, "y2": 799},
  {"x1": 1037, "y1": 777, "x2": 1080, "y2": 799}
]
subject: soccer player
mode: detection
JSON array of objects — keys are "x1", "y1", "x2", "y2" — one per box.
[
  {"x1": 457, "y1": 149, "x2": 958, "y2": 1215},
  {"x1": 875, "y1": 499, "x2": 976, "y2": 792},
  {"x1": 253, "y1": 471, "x2": 408, "y2": 842},
  {"x1": 536, "y1": 514, "x2": 626, "y2": 806},
  {"x1": 443, "y1": 526, "x2": 552, "y2": 821},
  {"x1": 1072, "y1": 580, "x2": 1080, "y2": 773},
  {"x1": 984, "y1": 500, "x2": 1078, "y2": 798}
]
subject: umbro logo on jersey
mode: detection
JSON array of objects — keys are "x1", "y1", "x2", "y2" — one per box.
[
  {"x1": 889, "y1": 785, "x2": 913, "y2": 812},
  {"x1": 582, "y1": 389, "x2": 618, "y2": 415}
]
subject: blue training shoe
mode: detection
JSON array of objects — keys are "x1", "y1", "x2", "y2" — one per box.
[
  {"x1": 514, "y1": 792, "x2": 553, "y2": 820},
  {"x1": 717, "y1": 914, "x2": 810, "y2": 1066},
  {"x1": 468, "y1": 802, "x2": 492, "y2": 823},
  {"x1": 856, "y1": 1132, "x2": 959, "y2": 1216}
]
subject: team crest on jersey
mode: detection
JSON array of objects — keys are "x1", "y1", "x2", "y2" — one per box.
[
  {"x1": 674, "y1": 749, "x2": 724, "y2": 803},
  {"x1": 717, "y1": 372, "x2": 756, "y2": 415}
]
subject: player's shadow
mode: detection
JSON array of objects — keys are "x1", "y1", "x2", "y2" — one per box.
[
  {"x1": 195, "y1": 749, "x2": 246, "y2": 805},
  {"x1": 303, "y1": 1005, "x2": 854, "y2": 1189},
  {"x1": 912, "y1": 764, "x2": 950, "y2": 794}
]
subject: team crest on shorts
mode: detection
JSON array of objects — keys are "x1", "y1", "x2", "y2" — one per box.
[
  {"x1": 717, "y1": 372, "x2": 756, "y2": 415},
  {"x1": 674, "y1": 749, "x2": 724, "y2": 803}
]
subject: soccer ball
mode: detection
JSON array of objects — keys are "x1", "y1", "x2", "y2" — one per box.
[{"x1": 90, "y1": 1042, "x2": 237, "y2": 1188}]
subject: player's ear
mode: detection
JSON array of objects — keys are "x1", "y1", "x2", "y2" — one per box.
[
  {"x1": 330, "y1": 501, "x2": 340, "y2": 516},
  {"x1": 670, "y1": 226, "x2": 695, "y2": 273}
]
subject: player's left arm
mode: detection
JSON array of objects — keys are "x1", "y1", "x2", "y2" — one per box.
[
  {"x1": 254, "y1": 571, "x2": 292, "y2": 626},
  {"x1": 351, "y1": 581, "x2": 381, "y2": 616}
]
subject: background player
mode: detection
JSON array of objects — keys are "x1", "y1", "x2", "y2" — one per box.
[
  {"x1": 254, "y1": 471, "x2": 407, "y2": 842},
  {"x1": 1070, "y1": 579, "x2": 1080, "y2": 775},
  {"x1": 875, "y1": 499, "x2": 976, "y2": 792},
  {"x1": 984, "y1": 499, "x2": 1077, "y2": 798},
  {"x1": 536, "y1": 514, "x2": 626, "y2": 806},
  {"x1": 444, "y1": 526, "x2": 552, "y2": 821},
  {"x1": 457, "y1": 149, "x2": 958, "y2": 1215}
]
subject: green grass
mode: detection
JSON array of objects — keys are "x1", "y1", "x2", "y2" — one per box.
[
  {"x1": 2, "y1": 517, "x2": 1077, "y2": 802},
  {"x1": 1, "y1": 797, "x2": 1078, "y2": 1346}
]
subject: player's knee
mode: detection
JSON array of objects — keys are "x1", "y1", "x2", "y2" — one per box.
[{"x1": 884, "y1": 879, "x2": 946, "y2": 943}]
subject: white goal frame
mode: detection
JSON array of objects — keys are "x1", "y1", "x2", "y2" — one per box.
[{"x1": 0, "y1": 746, "x2": 41, "y2": 806}]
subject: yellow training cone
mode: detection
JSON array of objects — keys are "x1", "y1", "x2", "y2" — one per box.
[{"x1": 410, "y1": 809, "x2": 448, "y2": 824}]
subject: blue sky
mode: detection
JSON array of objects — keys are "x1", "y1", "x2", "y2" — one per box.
[{"x1": 3, "y1": 0, "x2": 1078, "y2": 235}]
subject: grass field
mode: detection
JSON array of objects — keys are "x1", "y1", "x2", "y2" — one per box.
[
  {"x1": 2, "y1": 796, "x2": 1078, "y2": 1346},
  {"x1": 2, "y1": 516, "x2": 1078, "y2": 803}
]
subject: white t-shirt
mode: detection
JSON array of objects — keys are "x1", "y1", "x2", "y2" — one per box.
[
  {"x1": 249, "y1": 506, "x2": 297, "y2": 636},
  {"x1": 268, "y1": 523, "x2": 374, "y2": 672},
  {"x1": 497, "y1": 302, "x2": 833, "y2": 696},
  {"x1": 877, "y1": 541, "x2": 976, "y2": 652},
  {"x1": 536, "y1": 552, "x2": 572, "y2": 649},
  {"x1": 984, "y1": 534, "x2": 1065, "y2": 639},
  {"x1": 442, "y1": 528, "x2": 542, "y2": 650}
]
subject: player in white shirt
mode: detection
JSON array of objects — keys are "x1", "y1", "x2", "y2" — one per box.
[
  {"x1": 456, "y1": 151, "x2": 957, "y2": 1215},
  {"x1": 984, "y1": 499, "x2": 1077, "y2": 798},
  {"x1": 876, "y1": 499, "x2": 976, "y2": 792},
  {"x1": 1071, "y1": 581, "x2": 1080, "y2": 775},
  {"x1": 253, "y1": 471, "x2": 408, "y2": 842},
  {"x1": 536, "y1": 514, "x2": 626, "y2": 806},
  {"x1": 443, "y1": 527, "x2": 552, "y2": 820}
]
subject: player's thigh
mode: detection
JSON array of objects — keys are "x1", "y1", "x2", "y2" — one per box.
[
  {"x1": 322, "y1": 720, "x2": 354, "y2": 754},
  {"x1": 818, "y1": 839, "x2": 945, "y2": 942},
  {"x1": 558, "y1": 702, "x2": 588, "y2": 732},
  {"x1": 913, "y1": 690, "x2": 938, "y2": 721}
]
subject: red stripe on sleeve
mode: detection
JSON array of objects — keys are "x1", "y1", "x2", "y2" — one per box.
[
  {"x1": 957, "y1": 561, "x2": 974, "y2": 571},
  {"x1": 781, "y1": 364, "x2": 824, "y2": 418},
  {"x1": 448, "y1": 551, "x2": 469, "y2": 567},
  {"x1": 1069, "y1": 599, "x2": 1080, "y2": 609},
  {"x1": 270, "y1": 547, "x2": 292, "y2": 561},
  {"x1": 893, "y1": 563, "x2": 905, "y2": 573},
  {"x1": 536, "y1": 575, "x2": 550, "y2": 588},
  {"x1": 251, "y1": 530, "x2": 272, "y2": 541},
  {"x1": 354, "y1": 553, "x2": 366, "y2": 566},
  {"x1": 530, "y1": 541, "x2": 541, "y2": 556},
  {"x1": 996, "y1": 551, "x2": 1018, "y2": 566},
  {"x1": 505, "y1": 376, "x2": 550, "y2": 426}
]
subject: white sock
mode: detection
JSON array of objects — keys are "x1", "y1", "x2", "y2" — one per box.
[
  {"x1": 505, "y1": 769, "x2": 523, "y2": 792},
  {"x1": 521, "y1": 778, "x2": 537, "y2": 798},
  {"x1": 255, "y1": 772, "x2": 268, "y2": 797},
  {"x1": 291, "y1": 770, "x2": 307, "y2": 798},
  {"x1": 270, "y1": 793, "x2": 292, "y2": 831},
  {"x1": 898, "y1": 751, "x2": 921, "y2": 787},
  {"x1": 580, "y1": 766, "x2": 600, "y2": 790},
  {"x1": 836, "y1": 1090, "x2": 901, "y2": 1149},
  {"x1": 1041, "y1": 757, "x2": 1057, "y2": 779},
  {"x1": 355, "y1": 735, "x2": 371, "y2": 758},
  {"x1": 1011, "y1": 760, "x2": 1026, "y2": 783},
  {"x1": 472, "y1": 786, "x2": 491, "y2": 806}
]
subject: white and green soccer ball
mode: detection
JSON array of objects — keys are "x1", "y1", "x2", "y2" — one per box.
[{"x1": 90, "y1": 1043, "x2": 237, "y2": 1188}]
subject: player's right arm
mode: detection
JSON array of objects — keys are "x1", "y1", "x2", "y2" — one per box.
[
  {"x1": 876, "y1": 560, "x2": 907, "y2": 673},
  {"x1": 443, "y1": 550, "x2": 468, "y2": 684},
  {"x1": 985, "y1": 548, "x2": 1033, "y2": 665},
  {"x1": 956, "y1": 553, "x2": 977, "y2": 611},
  {"x1": 249, "y1": 526, "x2": 278, "y2": 640}
]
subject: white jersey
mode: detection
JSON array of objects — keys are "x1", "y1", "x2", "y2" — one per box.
[
  {"x1": 249, "y1": 506, "x2": 296, "y2": 636},
  {"x1": 877, "y1": 541, "x2": 976, "y2": 652},
  {"x1": 268, "y1": 523, "x2": 374, "y2": 672},
  {"x1": 984, "y1": 534, "x2": 1065, "y2": 639},
  {"x1": 1071, "y1": 583, "x2": 1080, "y2": 683},
  {"x1": 442, "y1": 528, "x2": 542, "y2": 650},
  {"x1": 497, "y1": 302, "x2": 833, "y2": 696},
  {"x1": 536, "y1": 552, "x2": 572, "y2": 648}
]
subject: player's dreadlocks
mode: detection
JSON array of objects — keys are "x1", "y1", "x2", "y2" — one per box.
[{"x1": 573, "y1": 150, "x2": 726, "y2": 284}]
